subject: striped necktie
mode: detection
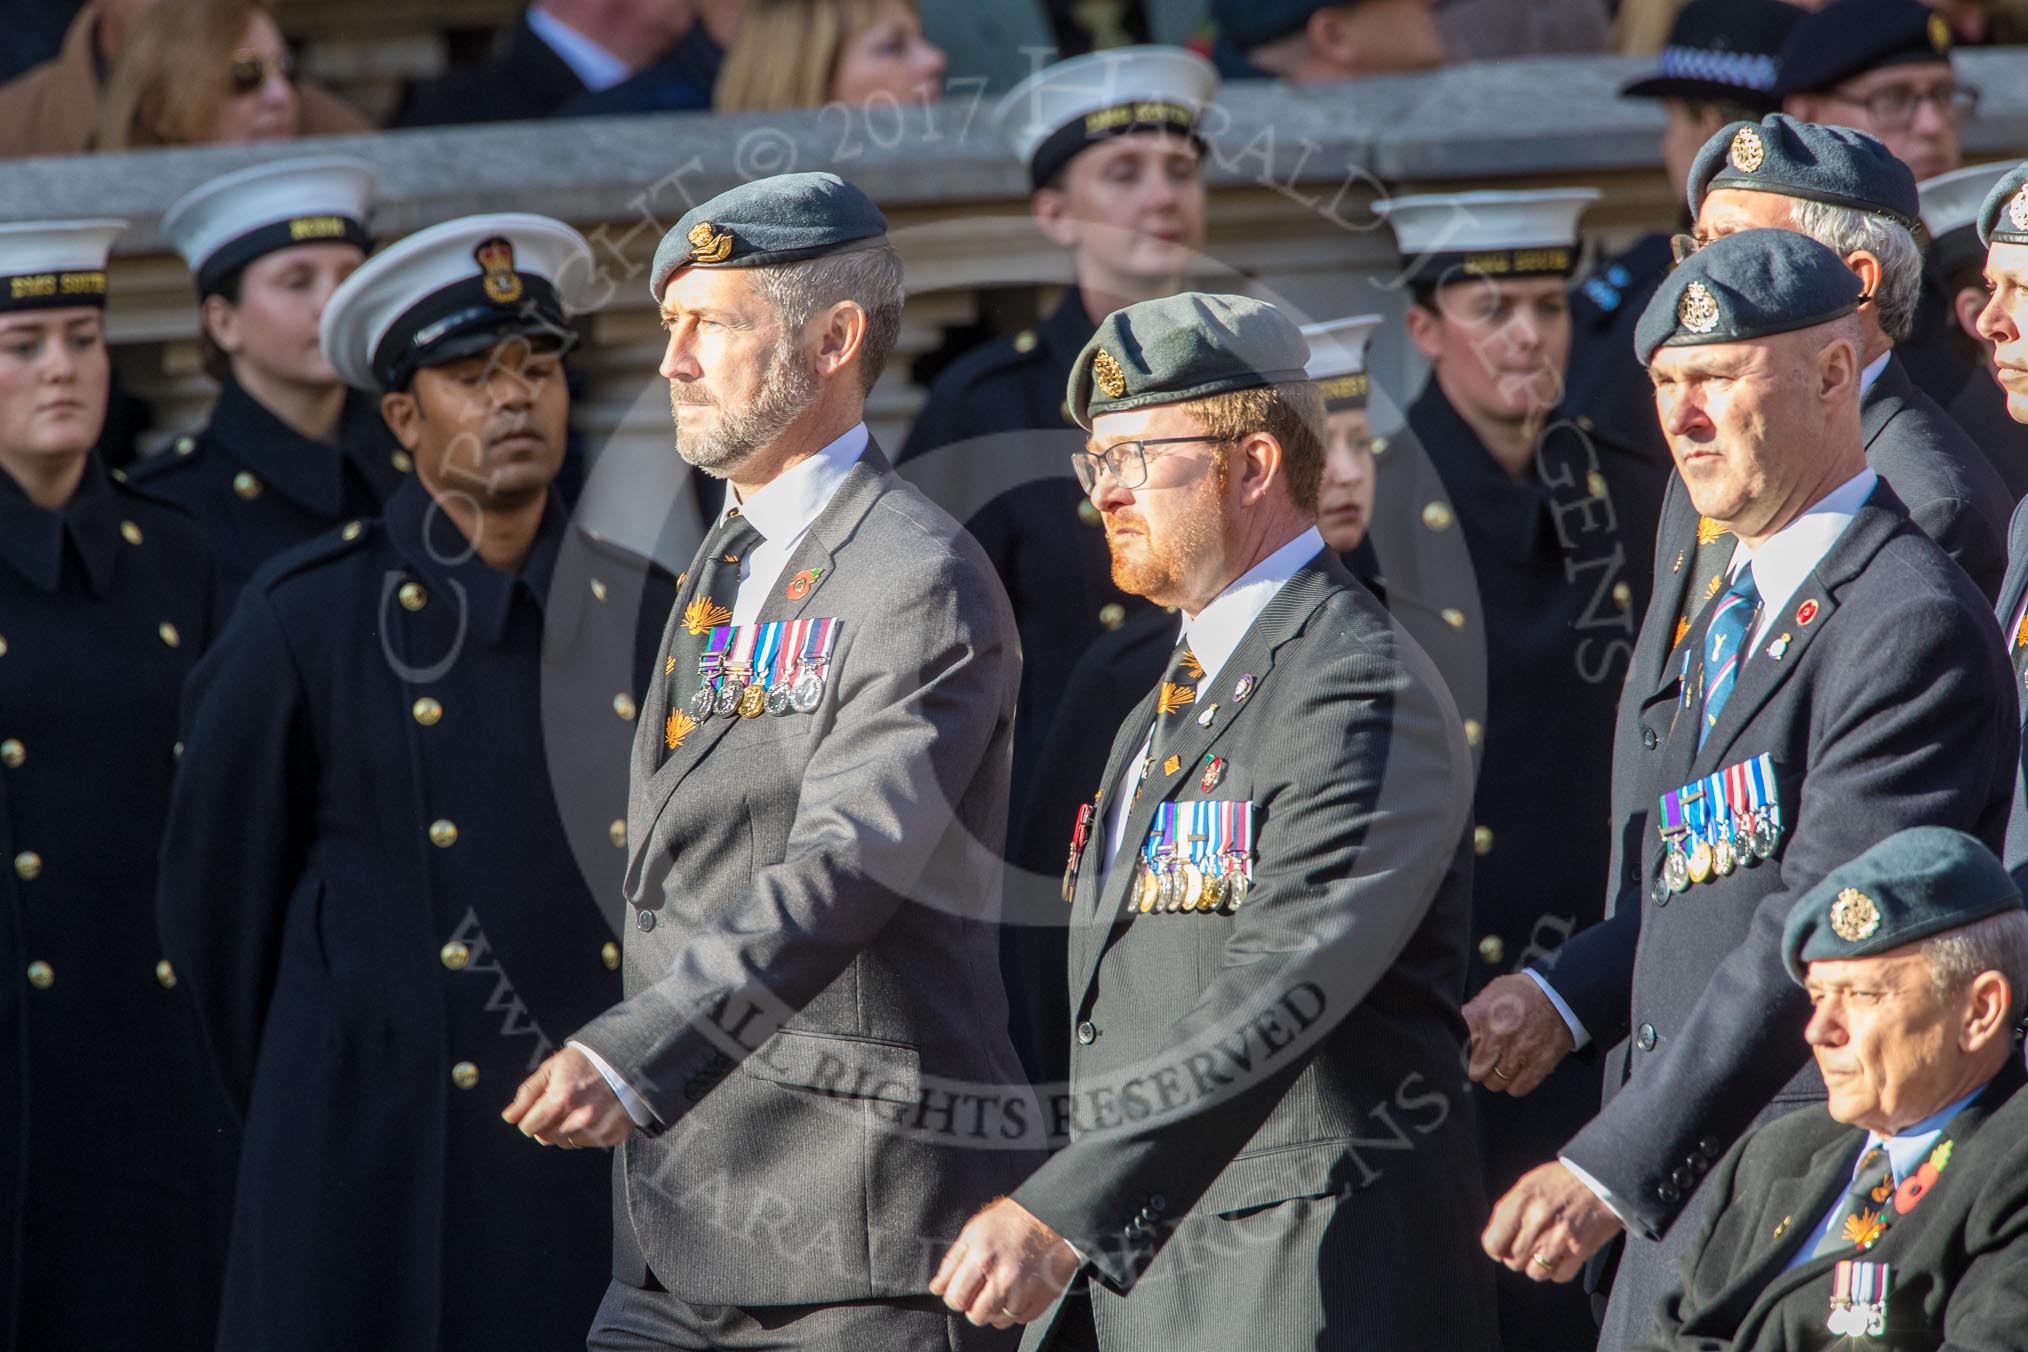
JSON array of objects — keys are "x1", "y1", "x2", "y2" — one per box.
[
  {"x1": 1812, "y1": 1144, "x2": 1895, "y2": 1258},
  {"x1": 1696, "y1": 562, "x2": 1760, "y2": 749},
  {"x1": 1132, "y1": 638, "x2": 1205, "y2": 801}
]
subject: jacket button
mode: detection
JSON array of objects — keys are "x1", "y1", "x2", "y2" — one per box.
[
  {"x1": 590, "y1": 578, "x2": 609, "y2": 603},
  {"x1": 451, "y1": 1061, "x2": 479, "y2": 1090},
  {"x1": 13, "y1": 851, "x2": 41, "y2": 880},
  {"x1": 1442, "y1": 607, "x2": 1467, "y2": 630},
  {"x1": 1672, "y1": 1166, "x2": 1695, "y2": 1190},
  {"x1": 1636, "y1": 1023, "x2": 1657, "y2": 1052},
  {"x1": 412, "y1": 697, "x2": 443, "y2": 726},
  {"x1": 1700, "y1": 1138, "x2": 1723, "y2": 1159},
  {"x1": 1642, "y1": 728, "x2": 1658, "y2": 751},
  {"x1": 1098, "y1": 603, "x2": 1125, "y2": 631},
  {"x1": 440, "y1": 941, "x2": 471, "y2": 971},
  {"x1": 391, "y1": 450, "x2": 414, "y2": 474},
  {"x1": 155, "y1": 959, "x2": 177, "y2": 989},
  {"x1": 1473, "y1": 825, "x2": 1494, "y2": 856},
  {"x1": 601, "y1": 942, "x2": 620, "y2": 971},
  {"x1": 120, "y1": 520, "x2": 143, "y2": 546},
  {"x1": 232, "y1": 470, "x2": 263, "y2": 500},
  {"x1": 1612, "y1": 581, "x2": 1632, "y2": 608},
  {"x1": 1463, "y1": 719, "x2": 1483, "y2": 747},
  {"x1": 1477, "y1": 934, "x2": 1505, "y2": 965},
  {"x1": 158, "y1": 621, "x2": 181, "y2": 648},
  {"x1": 613, "y1": 693, "x2": 638, "y2": 722},
  {"x1": 25, "y1": 960, "x2": 52, "y2": 990},
  {"x1": 1076, "y1": 1021, "x2": 1097, "y2": 1045},
  {"x1": 609, "y1": 819, "x2": 627, "y2": 848},
  {"x1": 341, "y1": 520, "x2": 363, "y2": 542},
  {"x1": 1422, "y1": 501, "x2": 1454, "y2": 531},
  {"x1": 1149, "y1": 1193, "x2": 1167, "y2": 1212},
  {"x1": 638, "y1": 909, "x2": 657, "y2": 933},
  {"x1": 428, "y1": 819, "x2": 458, "y2": 848},
  {"x1": 1657, "y1": 1182, "x2": 1681, "y2": 1205},
  {"x1": 399, "y1": 581, "x2": 429, "y2": 612},
  {"x1": 0, "y1": 738, "x2": 22, "y2": 768}
]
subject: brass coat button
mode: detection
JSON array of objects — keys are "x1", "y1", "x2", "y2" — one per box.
[
  {"x1": 1463, "y1": 719, "x2": 1483, "y2": 747},
  {"x1": 1371, "y1": 435, "x2": 1389, "y2": 455},
  {"x1": 232, "y1": 471, "x2": 262, "y2": 500},
  {"x1": 0, "y1": 635, "x2": 8, "y2": 656},
  {"x1": 391, "y1": 450, "x2": 414, "y2": 474},
  {"x1": 428, "y1": 819, "x2": 458, "y2": 848},
  {"x1": 440, "y1": 941, "x2": 471, "y2": 971},
  {"x1": 341, "y1": 520, "x2": 363, "y2": 542},
  {"x1": 398, "y1": 581, "x2": 428, "y2": 612},
  {"x1": 412, "y1": 697, "x2": 443, "y2": 726},
  {"x1": 590, "y1": 578, "x2": 608, "y2": 603},
  {"x1": 1013, "y1": 329, "x2": 1038, "y2": 354},
  {"x1": 613, "y1": 693, "x2": 638, "y2": 722},
  {"x1": 1422, "y1": 501, "x2": 1454, "y2": 531},
  {"x1": 0, "y1": 739, "x2": 22, "y2": 768},
  {"x1": 1442, "y1": 607, "x2": 1467, "y2": 630},
  {"x1": 155, "y1": 960, "x2": 177, "y2": 989},
  {"x1": 172, "y1": 741, "x2": 184, "y2": 761},
  {"x1": 14, "y1": 851, "x2": 41, "y2": 880},
  {"x1": 1586, "y1": 471, "x2": 1609, "y2": 499},
  {"x1": 26, "y1": 960, "x2": 52, "y2": 990},
  {"x1": 158, "y1": 621, "x2": 181, "y2": 648},
  {"x1": 601, "y1": 942, "x2": 620, "y2": 971},
  {"x1": 174, "y1": 435, "x2": 196, "y2": 456},
  {"x1": 451, "y1": 1061, "x2": 479, "y2": 1090},
  {"x1": 120, "y1": 520, "x2": 143, "y2": 546},
  {"x1": 608, "y1": 819, "x2": 627, "y2": 848},
  {"x1": 1477, "y1": 934, "x2": 1506, "y2": 966},
  {"x1": 1098, "y1": 602, "x2": 1126, "y2": 631},
  {"x1": 1474, "y1": 825, "x2": 1494, "y2": 855},
  {"x1": 1612, "y1": 581, "x2": 1633, "y2": 608},
  {"x1": 1077, "y1": 499, "x2": 1101, "y2": 525}
]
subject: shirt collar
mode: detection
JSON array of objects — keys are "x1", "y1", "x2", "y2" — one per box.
[
  {"x1": 1183, "y1": 526, "x2": 1325, "y2": 687},
  {"x1": 718, "y1": 422, "x2": 869, "y2": 543},
  {"x1": 1859, "y1": 350, "x2": 1891, "y2": 397},
  {"x1": 0, "y1": 454, "x2": 120, "y2": 596},
  {"x1": 385, "y1": 477, "x2": 568, "y2": 647},
  {"x1": 524, "y1": 6, "x2": 631, "y2": 91},
  {"x1": 1730, "y1": 467, "x2": 1878, "y2": 626},
  {"x1": 1862, "y1": 1085, "x2": 1985, "y2": 1184}
]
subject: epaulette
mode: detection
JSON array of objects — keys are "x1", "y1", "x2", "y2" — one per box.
[
  {"x1": 1577, "y1": 234, "x2": 1675, "y2": 320},
  {"x1": 123, "y1": 432, "x2": 206, "y2": 484},
  {"x1": 246, "y1": 513, "x2": 379, "y2": 594}
]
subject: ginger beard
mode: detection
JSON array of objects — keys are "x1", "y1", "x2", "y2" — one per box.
[{"x1": 1103, "y1": 447, "x2": 1229, "y2": 602}]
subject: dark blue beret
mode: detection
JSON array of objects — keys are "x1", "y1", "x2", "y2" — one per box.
[
  {"x1": 1620, "y1": 0, "x2": 1801, "y2": 113},
  {"x1": 1635, "y1": 227, "x2": 1863, "y2": 365},
  {"x1": 1687, "y1": 113, "x2": 1919, "y2": 227},
  {"x1": 1773, "y1": 0, "x2": 1954, "y2": 98},
  {"x1": 1978, "y1": 162, "x2": 2028, "y2": 249},
  {"x1": 1067, "y1": 292, "x2": 1310, "y2": 430},
  {"x1": 1782, "y1": 826, "x2": 2021, "y2": 982},
  {"x1": 649, "y1": 172, "x2": 888, "y2": 303}
]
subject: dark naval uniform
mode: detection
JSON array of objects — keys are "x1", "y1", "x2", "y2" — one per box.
[
  {"x1": 898, "y1": 290, "x2": 1150, "y2": 820},
  {"x1": 157, "y1": 479, "x2": 673, "y2": 1351},
  {"x1": 129, "y1": 378, "x2": 410, "y2": 608},
  {"x1": 0, "y1": 459, "x2": 228, "y2": 1351},
  {"x1": 1567, "y1": 232, "x2": 1676, "y2": 469},
  {"x1": 1366, "y1": 382, "x2": 1667, "y2": 1352}
]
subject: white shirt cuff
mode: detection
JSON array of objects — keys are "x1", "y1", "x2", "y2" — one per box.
[
  {"x1": 1523, "y1": 968, "x2": 1591, "y2": 1051},
  {"x1": 570, "y1": 1039, "x2": 656, "y2": 1128},
  {"x1": 1560, "y1": 1154, "x2": 1635, "y2": 1229}
]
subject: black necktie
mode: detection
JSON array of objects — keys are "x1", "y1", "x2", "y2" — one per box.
[
  {"x1": 1133, "y1": 637, "x2": 1204, "y2": 801},
  {"x1": 1669, "y1": 514, "x2": 1735, "y2": 654},
  {"x1": 661, "y1": 509, "x2": 764, "y2": 758},
  {"x1": 1812, "y1": 1143, "x2": 1895, "y2": 1258}
]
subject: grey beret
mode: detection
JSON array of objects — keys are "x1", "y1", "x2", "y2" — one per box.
[
  {"x1": 1066, "y1": 292, "x2": 1311, "y2": 431},
  {"x1": 649, "y1": 172, "x2": 888, "y2": 303},
  {"x1": 1635, "y1": 227, "x2": 1864, "y2": 365},
  {"x1": 1978, "y1": 162, "x2": 2028, "y2": 249},
  {"x1": 1782, "y1": 826, "x2": 2021, "y2": 982},
  {"x1": 1687, "y1": 113, "x2": 1920, "y2": 228}
]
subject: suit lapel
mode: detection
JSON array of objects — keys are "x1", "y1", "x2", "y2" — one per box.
[
  {"x1": 1068, "y1": 688, "x2": 1163, "y2": 984},
  {"x1": 1636, "y1": 477, "x2": 1704, "y2": 692},
  {"x1": 1996, "y1": 497, "x2": 2028, "y2": 677},
  {"x1": 1705, "y1": 1133, "x2": 1865, "y2": 1326}
]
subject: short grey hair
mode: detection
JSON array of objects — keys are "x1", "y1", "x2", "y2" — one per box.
[
  {"x1": 1923, "y1": 908, "x2": 2028, "y2": 1025},
  {"x1": 748, "y1": 242, "x2": 905, "y2": 396},
  {"x1": 1785, "y1": 198, "x2": 1923, "y2": 343}
]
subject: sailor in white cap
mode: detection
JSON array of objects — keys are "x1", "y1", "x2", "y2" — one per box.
[
  {"x1": 1374, "y1": 187, "x2": 1670, "y2": 1352},
  {"x1": 155, "y1": 213, "x2": 673, "y2": 1352},
  {"x1": 132, "y1": 156, "x2": 409, "y2": 606},
  {"x1": 1301, "y1": 314, "x2": 1383, "y2": 556},
  {"x1": 0, "y1": 217, "x2": 234, "y2": 1349}
]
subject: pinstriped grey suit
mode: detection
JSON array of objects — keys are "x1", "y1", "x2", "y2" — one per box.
[
  {"x1": 1011, "y1": 549, "x2": 1499, "y2": 1352},
  {"x1": 572, "y1": 445, "x2": 1043, "y2": 1329}
]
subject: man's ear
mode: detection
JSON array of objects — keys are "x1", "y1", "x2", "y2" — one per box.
[
  {"x1": 1233, "y1": 430, "x2": 1284, "y2": 507},
  {"x1": 1962, "y1": 970, "x2": 2014, "y2": 1054},
  {"x1": 811, "y1": 300, "x2": 869, "y2": 381},
  {"x1": 381, "y1": 387, "x2": 425, "y2": 452},
  {"x1": 1404, "y1": 302, "x2": 1444, "y2": 363},
  {"x1": 1844, "y1": 250, "x2": 1885, "y2": 302},
  {"x1": 1817, "y1": 334, "x2": 1861, "y2": 403},
  {"x1": 1305, "y1": 5, "x2": 1361, "y2": 72},
  {"x1": 1031, "y1": 188, "x2": 1079, "y2": 252}
]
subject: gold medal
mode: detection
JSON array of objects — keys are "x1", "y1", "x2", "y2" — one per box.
[
  {"x1": 1200, "y1": 872, "x2": 1226, "y2": 911},
  {"x1": 1137, "y1": 866, "x2": 1159, "y2": 913},
  {"x1": 738, "y1": 683, "x2": 768, "y2": 718},
  {"x1": 1687, "y1": 837, "x2": 1714, "y2": 884}
]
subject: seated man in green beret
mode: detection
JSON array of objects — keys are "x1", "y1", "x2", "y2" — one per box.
[{"x1": 1636, "y1": 825, "x2": 2028, "y2": 1349}]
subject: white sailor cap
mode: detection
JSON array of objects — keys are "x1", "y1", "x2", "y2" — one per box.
[
  {"x1": 0, "y1": 220, "x2": 125, "y2": 314},
  {"x1": 160, "y1": 156, "x2": 376, "y2": 298},
  {"x1": 997, "y1": 45, "x2": 1218, "y2": 190},
  {"x1": 1301, "y1": 315, "x2": 1383, "y2": 411},
  {"x1": 1375, "y1": 189, "x2": 1600, "y2": 288},
  {"x1": 1920, "y1": 161, "x2": 2016, "y2": 241},
  {"x1": 319, "y1": 213, "x2": 594, "y2": 393}
]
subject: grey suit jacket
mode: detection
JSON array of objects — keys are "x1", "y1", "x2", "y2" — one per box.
[
  {"x1": 1012, "y1": 550, "x2": 1497, "y2": 1352},
  {"x1": 573, "y1": 444, "x2": 1042, "y2": 1307}
]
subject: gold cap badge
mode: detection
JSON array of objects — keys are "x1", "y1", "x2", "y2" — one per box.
[
  {"x1": 1091, "y1": 347, "x2": 1127, "y2": 399},
  {"x1": 688, "y1": 221, "x2": 735, "y2": 264},
  {"x1": 1677, "y1": 281, "x2": 1721, "y2": 335},
  {"x1": 2009, "y1": 183, "x2": 2028, "y2": 234},
  {"x1": 1830, "y1": 888, "x2": 1882, "y2": 942},
  {"x1": 1929, "y1": 11, "x2": 1951, "y2": 52},
  {"x1": 474, "y1": 236, "x2": 523, "y2": 304},
  {"x1": 1728, "y1": 126, "x2": 1765, "y2": 175}
]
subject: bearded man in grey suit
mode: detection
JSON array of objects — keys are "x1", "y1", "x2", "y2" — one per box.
[
  {"x1": 930, "y1": 292, "x2": 1496, "y2": 1351},
  {"x1": 505, "y1": 172, "x2": 1039, "y2": 1352}
]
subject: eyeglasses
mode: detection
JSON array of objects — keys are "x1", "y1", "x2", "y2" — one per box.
[
  {"x1": 227, "y1": 49, "x2": 295, "y2": 96},
  {"x1": 1670, "y1": 233, "x2": 1704, "y2": 265},
  {"x1": 1818, "y1": 81, "x2": 1979, "y2": 131},
  {"x1": 1069, "y1": 435, "x2": 1222, "y2": 493}
]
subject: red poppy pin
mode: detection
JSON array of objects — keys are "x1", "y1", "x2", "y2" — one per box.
[
  {"x1": 1796, "y1": 598, "x2": 1819, "y2": 626},
  {"x1": 786, "y1": 567, "x2": 824, "y2": 601}
]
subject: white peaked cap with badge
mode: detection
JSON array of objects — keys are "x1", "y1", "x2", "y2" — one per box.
[
  {"x1": 997, "y1": 44, "x2": 1218, "y2": 187},
  {"x1": 1918, "y1": 161, "x2": 2016, "y2": 240},
  {"x1": 1300, "y1": 315, "x2": 1383, "y2": 381},
  {"x1": 0, "y1": 220, "x2": 127, "y2": 314},
  {"x1": 1374, "y1": 188, "x2": 1599, "y2": 284},
  {"x1": 159, "y1": 156, "x2": 376, "y2": 295},
  {"x1": 319, "y1": 212, "x2": 595, "y2": 393}
]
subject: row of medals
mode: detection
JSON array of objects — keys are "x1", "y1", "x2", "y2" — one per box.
[
  {"x1": 1137, "y1": 852, "x2": 1251, "y2": 914},
  {"x1": 1659, "y1": 806, "x2": 1781, "y2": 896},
  {"x1": 689, "y1": 660, "x2": 827, "y2": 722}
]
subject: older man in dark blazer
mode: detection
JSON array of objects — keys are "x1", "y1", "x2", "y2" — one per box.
[
  {"x1": 1637, "y1": 827, "x2": 2028, "y2": 1350},
  {"x1": 930, "y1": 292, "x2": 1494, "y2": 1351},
  {"x1": 1472, "y1": 229, "x2": 2015, "y2": 1351}
]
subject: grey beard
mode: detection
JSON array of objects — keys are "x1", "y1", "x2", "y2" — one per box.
[{"x1": 674, "y1": 343, "x2": 822, "y2": 478}]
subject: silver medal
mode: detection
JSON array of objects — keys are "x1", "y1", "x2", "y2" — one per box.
[
  {"x1": 715, "y1": 678, "x2": 744, "y2": 717},
  {"x1": 766, "y1": 681, "x2": 794, "y2": 715},
  {"x1": 790, "y1": 666, "x2": 825, "y2": 714}
]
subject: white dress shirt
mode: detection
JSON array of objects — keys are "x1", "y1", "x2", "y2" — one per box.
[
  {"x1": 525, "y1": 5, "x2": 631, "y2": 92},
  {"x1": 1525, "y1": 467, "x2": 1878, "y2": 1054},
  {"x1": 572, "y1": 424, "x2": 869, "y2": 1128},
  {"x1": 1099, "y1": 527, "x2": 1326, "y2": 877}
]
